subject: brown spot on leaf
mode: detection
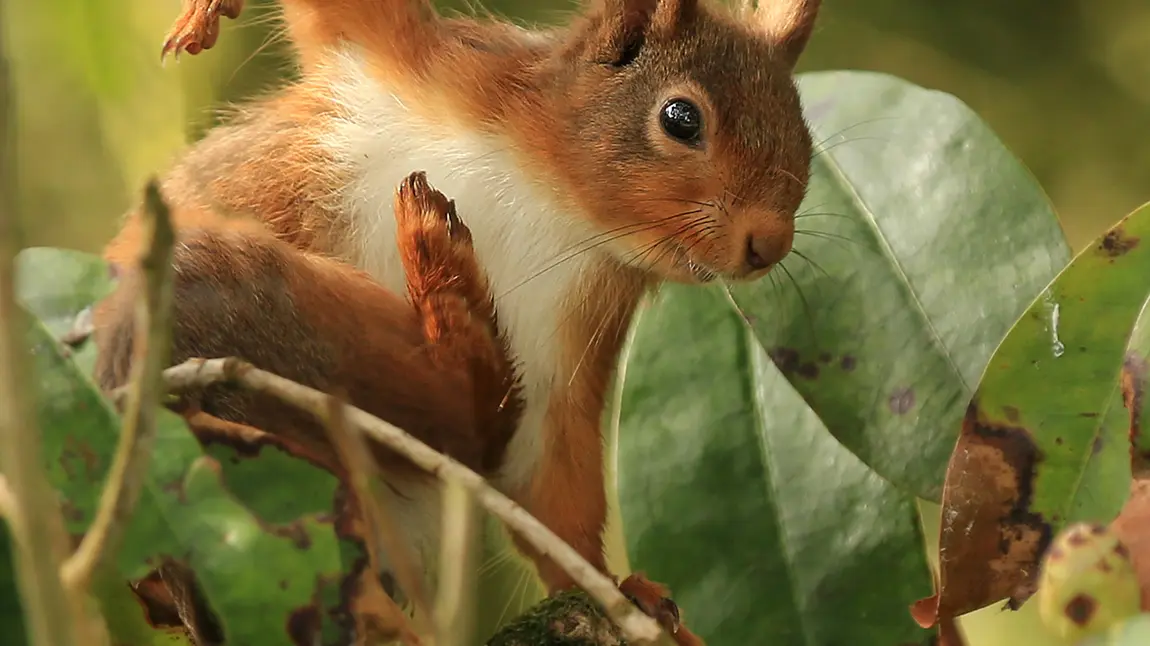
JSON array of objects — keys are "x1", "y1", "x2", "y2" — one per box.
[
  {"x1": 1092, "y1": 436, "x2": 1104, "y2": 455},
  {"x1": 840, "y1": 355, "x2": 857, "y2": 371},
  {"x1": 1047, "y1": 546, "x2": 1064, "y2": 561},
  {"x1": 1067, "y1": 531, "x2": 1089, "y2": 546},
  {"x1": 271, "y1": 520, "x2": 313, "y2": 551},
  {"x1": 1063, "y1": 594, "x2": 1097, "y2": 626},
  {"x1": 58, "y1": 499, "x2": 85, "y2": 524},
  {"x1": 889, "y1": 387, "x2": 915, "y2": 415},
  {"x1": 1003, "y1": 406, "x2": 1020, "y2": 423},
  {"x1": 818, "y1": 352, "x2": 832, "y2": 363},
  {"x1": 769, "y1": 347, "x2": 800, "y2": 375},
  {"x1": 1079, "y1": 412, "x2": 1099, "y2": 418},
  {"x1": 60, "y1": 436, "x2": 102, "y2": 483},
  {"x1": 1055, "y1": 437, "x2": 1064, "y2": 446},
  {"x1": 1099, "y1": 228, "x2": 1140, "y2": 257},
  {"x1": 920, "y1": 402, "x2": 1051, "y2": 625},
  {"x1": 767, "y1": 348, "x2": 820, "y2": 380},
  {"x1": 1122, "y1": 352, "x2": 1150, "y2": 476},
  {"x1": 287, "y1": 604, "x2": 322, "y2": 645}
]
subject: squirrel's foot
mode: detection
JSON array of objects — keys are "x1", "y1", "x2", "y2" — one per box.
[
  {"x1": 394, "y1": 171, "x2": 520, "y2": 468},
  {"x1": 394, "y1": 170, "x2": 475, "y2": 278},
  {"x1": 394, "y1": 171, "x2": 494, "y2": 336},
  {"x1": 162, "y1": 0, "x2": 244, "y2": 60},
  {"x1": 619, "y1": 573, "x2": 705, "y2": 646}
]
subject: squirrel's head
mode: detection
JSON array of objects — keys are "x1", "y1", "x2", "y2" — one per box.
[{"x1": 542, "y1": 0, "x2": 819, "y2": 283}]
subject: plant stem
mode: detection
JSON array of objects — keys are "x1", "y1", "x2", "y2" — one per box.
[
  {"x1": 147, "y1": 357, "x2": 666, "y2": 645},
  {"x1": 434, "y1": 480, "x2": 479, "y2": 646},
  {"x1": 61, "y1": 180, "x2": 175, "y2": 592},
  {"x1": 0, "y1": 7, "x2": 79, "y2": 644},
  {"x1": 321, "y1": 392, "x2": 429, "y2": 643}
]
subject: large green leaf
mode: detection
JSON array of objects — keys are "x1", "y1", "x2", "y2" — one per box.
[
  {"x1": 14, "y1": 246, "x2": 545, "y2": 642},
  {"x1": 25, "y1": 305, "x2": 361, "y2": 643},
  {"x1": 728, "y1": 71, "x2": 1071, "y2": 500},
  {"x1": 614, "y1": 285, "x2": 933, "y2": 646},
  {"x1": 920, "y1": 203, "x2": 1150, "y2": 626},
  {"x1": 16, "y1": 248, "x2": 365, "y2": 643}
]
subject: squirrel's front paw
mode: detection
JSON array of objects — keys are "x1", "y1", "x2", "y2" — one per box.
[
  {"x1": 394, "y1": 171, "x2": 479, "y2": 296},
  {"x1": 619, "y1": 573, "x2": 705, "y2": 646},
  {"x1": 162, "y1": 0, "x2": 244, "y2": 59},
  {"x1": 395, "y1": 171, "x2": 472, "y2": 248}
]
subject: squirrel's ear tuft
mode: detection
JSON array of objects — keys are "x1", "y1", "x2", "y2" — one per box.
[
  {"x1": 590, "y1": 0, "x2": 698, "y2": 66},
  {"x1": 742, "y1": 0, "x2": 821, "y2": 67}
]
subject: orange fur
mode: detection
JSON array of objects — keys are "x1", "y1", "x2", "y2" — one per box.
[
  {"x1": 96, "y1": 172, "x2": 519, "y2": 476},
  {"x1": 128, "y1": 0, "x2": 826, "y2": 640}
]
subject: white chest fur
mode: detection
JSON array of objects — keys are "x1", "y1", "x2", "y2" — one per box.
[{"x1": 319, "y1": 51, "x2": 600, "y2": 493}]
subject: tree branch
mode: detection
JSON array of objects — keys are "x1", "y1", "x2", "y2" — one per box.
[
  {"x1": 148, "y1": 357, "x2": 666, "y2": 645},
  {"x1": 61, "y1": 179, "x2": 175, "y2": 592}
]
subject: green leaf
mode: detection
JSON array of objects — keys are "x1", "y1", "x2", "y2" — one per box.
[
  {"x1": 15, "y1": 246, "x2": 542, "y2": 641},
  {"x1": 26, "y1": 309, "x2": 362, "y2": 643},
  {"x1": 15, "y1": 247, "x2": 113, "y2": 334},
  {"x1": 15, "y1": 246, "x2": 369, "y2": 643},
  {"x1": 615, "y1": 285, "x2": 933, "y2": 646},
  {"x1": 925, "y1": 202, "x2": 1149, "y2": 623},
  {"x1": 15, "y1": 246, "x2": 114, "y2": 377},
  {"x1": 729, "y1": 71, "x2": 1071, "y2": 500}
]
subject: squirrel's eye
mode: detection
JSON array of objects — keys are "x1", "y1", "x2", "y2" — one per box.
[{"x1": 659, "y1": 99, "x2": 703, "y2": 145}]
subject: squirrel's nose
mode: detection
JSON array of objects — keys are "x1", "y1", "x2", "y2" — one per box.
[{"x1": 745, "y1": 229, "x2": 793, "y2": 271}]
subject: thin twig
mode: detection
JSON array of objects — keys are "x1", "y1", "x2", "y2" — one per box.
[
  {"x1": 0, "y1": 8, "x2": 80, "y2": 644},
  {"x1": 433, "y1": 480, "x2": 479, "y2": 646},
  {"x1": 61, "y1": 180, "x2": 176, "y2": 592},
  {"x1": 146, "y1": 357, "x2": 666, "y2": 645},
  {"x1": 321, "y1": 392, "x2": 430, "y2": 643}
]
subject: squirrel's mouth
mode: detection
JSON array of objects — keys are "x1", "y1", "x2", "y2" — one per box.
[
  {"x1": 621, "y1": 232, "x2": 733, "y2": 283},
  {"x1": 684, "y1": 258, "x2": 718, "y2": 282},
  {"x1": 659, "y1": 241, "x2": 719, "y2": 283}
]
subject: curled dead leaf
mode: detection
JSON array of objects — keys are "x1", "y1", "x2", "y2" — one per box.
[{"x1": 912, "y1": 403, "x2": 1051, "y2": 627}]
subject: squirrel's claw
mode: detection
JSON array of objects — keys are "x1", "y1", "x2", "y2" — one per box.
[
  {"x1": 161, "y1": 0, "x2": 244, "y2": 62},
  {"x1": 619, "y1": 573, "x2": 705, "y2": 644}
]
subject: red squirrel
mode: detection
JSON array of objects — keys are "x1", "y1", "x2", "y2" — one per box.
[{"x1": 95, "y1": 0, "x2": 820, "y2": 641}]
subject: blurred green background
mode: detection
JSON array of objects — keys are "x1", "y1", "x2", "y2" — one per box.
[{"x1": 5, "y1": 0, "x2": 1149, "y2": 252}]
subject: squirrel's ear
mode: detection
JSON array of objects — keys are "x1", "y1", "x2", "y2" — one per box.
[
  {"x1": 590, "y1": 0, "x2": 698, "y2": 65},
  {"x1": 743, "y1": 0, "x2": 821, "y2": 67}
]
